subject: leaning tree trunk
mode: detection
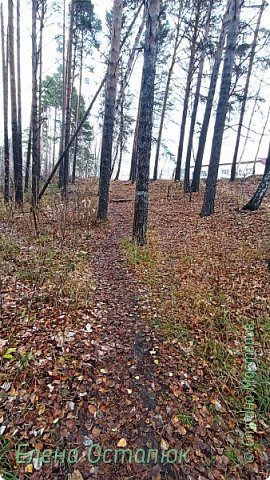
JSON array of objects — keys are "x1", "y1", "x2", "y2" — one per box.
[
  {"x1": 129, "y1": 81, "x2": 142, "y2": 183},
  {"x1": 191, "y1": 0, "x2": 231, "y2": 192},
  {"x1": 153, "y1": 0, "x2": 184, "y2": 181},
  {"x1": 230, "y1": 0, "x2": 266, "y2": 182},
  {"x1": 31, "y1": 0, "x2": 40, "y2": 206},
  {"x1": 175, "y1": 0, "x2": 202, "y2": 181},
  {"x1": 97, "y1": 0, "x2": 123, "y2": 220},
  {"x1": 133, "y1": 0, "x2": 160, "y2": 246},
  {"x1": 243, "y1": 142, "x2": 270, "y2": 211},
  {"x1": 1, "y1": 4, "x2": 9, "y2": 202},
  {"x1": 115, "y1": 76, "x2": 124, "y2": 180},
  {"x1": 8, "y1": 0, "x2": 23, "y2": 205},
  {"x1": 200, "y1": 0, "x2": 242, "y2": 217},
  {"x1": 184, "y1": 0, "x2": 213, "y2": 193}
]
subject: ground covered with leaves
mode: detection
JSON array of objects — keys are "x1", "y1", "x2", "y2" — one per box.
[{"x1": 0, "y1": 178, "x2": 269, "y2": 480}]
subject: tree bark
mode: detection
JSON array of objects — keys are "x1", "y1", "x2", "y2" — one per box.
[
  {"x1": 31, "y1": 0, "x2": 40, "y2": 206},
  {"x1": 175, "y1": 0, "x2": 202, "y2": 181},
  {"x1": 8, "y1": 0, "x2": 23, "y2": 205},
  {"x1": 230, "y1": 0, "x2": 266, "y2": 181},
  {"x1": 97, "y1": 0, "x2": 123, "y2": 220},
  {"x1": 153, "y1": 0, "x2": 184, "y2": 181},
  {"x1": 191, "y1": 0, "x2": 231, "y2": 192},
  {"x1": 1, "y1": 4, "x2": 9, "y2": 202},
  {"x1": 24, "y1": 120, "x2": 31, "y2": 193},
  {"x1": 133, "y1": 0, "x2": 160, "y2": 245},
  {"x1": 184, "y1": 0, "x2": 213, "y2": 193},
  {"x1": 200, "y1": 0, "x2": 242, "y2": 217},
  {"x1": 17, "y1": 0, "x2": 23, "y2": 190}
]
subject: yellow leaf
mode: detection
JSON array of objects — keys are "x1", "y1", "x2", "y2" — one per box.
[
  {"x1": 154, "y1": 359, "x2": 159, "y2": 365},
  {"x1": 25, "y1": 464, "x2": 33, "y2": 473},
  {"x1": 38, "y1": 404, "x2": 46, "y2": 415},
  {"x1": 117, "y1": 438, "x2": 127, "y2": 448},
  {"x1": 70, "y1": 471, "x2": 84, "y2": 480}
]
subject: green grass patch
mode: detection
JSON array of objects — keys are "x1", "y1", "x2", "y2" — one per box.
[
  {"x1": 121, "y1": 239, "x2": 155, "y2": 266},
  {"x1": 0, "y1": 437, "x2": 18, "y2": 480}
]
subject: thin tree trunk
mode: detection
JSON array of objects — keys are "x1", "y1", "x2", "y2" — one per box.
[
  {"x1": 243, "y1": 142, "x2": 270, "y2": 211},
  {"x1": 230, "y1": 0, "x2": 266, "y2": 181},
  {"x1": 191, "y1": 0, "x2": 231, "y2": 192},
  {"x1": 52, "y1": 108, "x2": 57, "y2": 168},
  {"x1": 37, "y1": 1, "x2": 46, "y2": 168},
  {"x1": 31, "y1": 0, "x2": 40, "y2": 206},
  {"x1": 17, "y1": 0, "x2": 23, "y2": 188},
  {"x1": 8, "y1": 0, "x2": 23, "y2": 205},
  {"x1": 153, "y1": 0, "x2": 184, "y2": 181},
  {"x1": 200, "y1": 0, "x2": 242, "y2": 217},
  {"x1": 72, "y1": 32, "x2": 84, "y2": 184},
  {"x1": 59, "y1": 0, "x2": 66, "y2": 188},
  {"x1": 97, "y1": 0, "x2": 123, "y2": 220},
  {"x1": 24, "y1": 121, "x2": 31, "y2": 193},
  {"x1": 239, "y1": 77, "x2": 263, "y2": 166},
  {"x1": 1, "y1": 4, "x2": 9, "y2": 202},
  {"x1": 253, "y1": 104, "x2": 270, "y2": 175},
  {"x1": 62, "y1": 0, "x2": 75, "y2": 198},
  {"x1": 115, "y1": 76, "x2": 124, "y2": 180},
  {"x1": 184, "y1": 0, "x2": 213, "y2": 193},
  {"x1": 175, "y1": 0, "x2": 202, "y2": 181},
  {"x1": 133, "y1": 0, "x2": 160, "y2": 245},
  {"x1": 129, "y1": 83, "x2": 142, "y2": 183}
]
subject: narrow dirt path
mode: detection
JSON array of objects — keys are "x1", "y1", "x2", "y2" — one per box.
[{"x1": 83, "y1": 184, "x2": 180, "y2": 479}]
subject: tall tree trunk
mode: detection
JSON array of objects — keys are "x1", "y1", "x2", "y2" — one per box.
[
  {"x1": 17, "y1": 0, "x2": 23, "y2": 189},
  {"x1": 230, "y1": 0, "x2": 266, "y2": 181},
  {"x1": 133, "y1": 0, "x2": 160, "y2": 245},
  {"x1": 8, "y1": 0, "x2": 23, "y2": 205},
  {"x1": 31, "y1": 0, "x2": 40, "y2": 206},
  {"x1": 97, "y1": 0, "x2": 123, "y2": 220},
  {"x1": 184, "y1": 0, "x2": 213, "y2": 192},
  {"x1": 1, "y1": 4, "x2": 9, "y2": 202},
  {"x1": 62, "y1": 0, "x2": 75, "y2": 198},
  {"x1": 153, "y1": 0, "x2": 184, "y2": 181},
  {"x1": 72, "y1": 32, "x2": 84, "y2": 184},
  {"x1": 175, "y1": 0, "x2": 202, "y2": 181},
  {"x1": 37, "y1": 1, "x2": 46, "y2": 167},
  {"x1": 191, "y1": 0, "x2": 231, "y2": 192},
  {"x1": 243, "y1": 141, "x2": 270, "y2": 211},
  {"x1": 200, "y1": 0, "x2": 242, "y2": 217},
  {"x1": 59, "y1": 0, "x2": 66, "y2": 189}
]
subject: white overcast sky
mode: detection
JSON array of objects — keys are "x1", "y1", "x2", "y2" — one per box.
[{"x1": 0, "y1": 0, "x2": 269, "y2": 179}]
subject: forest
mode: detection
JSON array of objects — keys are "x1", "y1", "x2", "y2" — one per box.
[{"x1": 0, "y1": 0, "x2": 269, "y2": 479}]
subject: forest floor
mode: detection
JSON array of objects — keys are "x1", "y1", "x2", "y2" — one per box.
[{"x1": 0, "y1": 178, "x2": 269, "y2": 480}]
